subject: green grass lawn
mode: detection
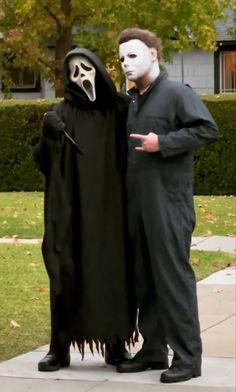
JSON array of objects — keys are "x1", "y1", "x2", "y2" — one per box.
[
  {"x1": 194, "y1": 195, "x2": 235, "y2": 237},
  {"x1": 0, "y1": 192, "x2": 235, "y2": 238},
  {"x1": 0, "y1": 244, "x2": 50, "y2": 362},
  {"x1": 0, "y1": 192, "x2": 44, "y2": 238}
]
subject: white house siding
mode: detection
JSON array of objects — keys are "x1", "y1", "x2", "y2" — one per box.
[
  {"x1": 164, "y1": 48, "x2": 215, "y2": 94},
  {"x1": 40, "y1": 79, "x2": 55, "y2": 99}
]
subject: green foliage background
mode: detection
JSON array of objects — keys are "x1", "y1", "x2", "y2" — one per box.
[{"x1": 0, "y1": 0, "x2": 233, "y2": 95}]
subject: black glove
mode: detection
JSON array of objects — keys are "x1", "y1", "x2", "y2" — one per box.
[{"x1": 42, "y1": 111, "x2": 65, "y2": 140}]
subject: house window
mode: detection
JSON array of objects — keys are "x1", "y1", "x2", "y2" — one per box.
[
  {"x1": 1, "y1": 64, "x2": 41, "y2": 93},
  {"x1": 9, "y1": 67, "x2": 40, "y2": 92},
  {"x1": 219, "y1": 50, "x2": 236, "y2": 93},
  {"x1": 11, "y1": 67, "x2": 36, "y2": 88}
]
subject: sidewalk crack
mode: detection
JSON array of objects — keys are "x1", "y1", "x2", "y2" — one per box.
[{"x1": 201, "y1": 313, "x2": 236, "y2": 333}]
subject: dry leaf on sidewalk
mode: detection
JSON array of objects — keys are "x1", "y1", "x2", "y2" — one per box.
[{"x1": 213, "y1": 288, "x2": 224, "y2": 293}]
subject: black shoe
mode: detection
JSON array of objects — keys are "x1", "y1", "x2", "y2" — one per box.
[
  {"x1": 160, "y1": 365, "x2": 201, "y2": 383},
  {"x1": 38, "y1": 352, "x2": 70, "y2": 372},
  {"x1": 105, "y1": 347, "x2": 131, "y2": 365},
  {"x1": 117, "y1": 358, "x2": 169, "y2": 373}
]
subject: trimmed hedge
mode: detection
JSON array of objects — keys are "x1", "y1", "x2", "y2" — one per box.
[
  {"x1": 0, "y1": 99, "x2": 60, "y2": 192},
  {"x1": 0, "y1": 96, "x2": 235, "y2": 194},
  {"x1": 194, "y1": 95, "x2": 236, "y2": 195}
]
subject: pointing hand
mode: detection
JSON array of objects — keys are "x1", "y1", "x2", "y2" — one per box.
[{"x1": 130, "y1": 132, "x2": 160, "y2": 152}]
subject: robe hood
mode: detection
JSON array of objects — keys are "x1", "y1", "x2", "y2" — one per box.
[{"x1": 63, "y1": 47, "x2": 117, "y2": 107}]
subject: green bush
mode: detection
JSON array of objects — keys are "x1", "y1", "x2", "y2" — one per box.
[
  {"x1": 194, "y1": 95, "x2": 236, "y2": 195},
  {"x1": 0, "y1": 96, "x2": 235, "y2": 194},
  {"x1": 0, "y1": 99, "x2": 60, "y2": 191}
]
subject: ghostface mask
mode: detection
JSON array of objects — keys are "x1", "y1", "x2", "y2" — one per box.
[{"x1": 68, "y1": 55, "x2": 96, "y2": 101}]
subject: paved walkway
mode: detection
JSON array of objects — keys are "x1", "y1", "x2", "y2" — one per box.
[
  {"x1": 191, "y1": 236, "x2": 236, "y2": 254},
  {"x1": 0, "y1": 236, "x2": 235, "y2": 391},
  {"x1": 0, "y1": 235, "x2": 235, "y2": 253}
]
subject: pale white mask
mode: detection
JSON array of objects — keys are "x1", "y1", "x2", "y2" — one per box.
[
  {"x1": 119, "y1": 39, "x2": 158, "y2": 82},
  {"x1": 69, "y1": 55, "x2": 96, "y2": 101}
]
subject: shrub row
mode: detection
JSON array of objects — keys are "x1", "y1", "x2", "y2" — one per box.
[
  {"x1": 194, "y1": 95, "x2": 236, "y2": 195},
  {"x1": 0, "y1": 96, "x2": 235, "y2": 194},
  {"x1": 0, "y1": 99, "x2": 58, "y2": 192}
]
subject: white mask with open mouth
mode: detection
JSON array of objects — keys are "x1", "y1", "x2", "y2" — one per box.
[{"x1": 69, "y1": 55, "x2": 96, "y2": 101}]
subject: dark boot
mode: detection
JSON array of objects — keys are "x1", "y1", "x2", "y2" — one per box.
[
  {"x1": 105, "y1": 341, "x2": 131, "y2": 366},
  {"x1": 117, "y1": 357, "x2": 168, "y2": 373},
  {"x1": 38, "y1": 350, "x2": 70, "y2": 372},
  {"x1": 160, "y1": 364, "x2": 201, "y2": 383}
]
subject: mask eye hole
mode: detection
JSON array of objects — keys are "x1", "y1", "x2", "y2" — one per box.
[
  {"x1": 120, "y1": 56, "x2": 124, "y2": 63},
  {"x1": 73, "y1": 65, "x2": 80, "y2": 77},
  {"x1": 81, "y1": 63, "x2": 92, "y2": 71}
]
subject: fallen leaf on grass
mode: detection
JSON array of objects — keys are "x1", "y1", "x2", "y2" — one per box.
[
  {"x1": 223, "y1": 221, "x2": 231, "y2": 226},
  {"x1": 10, "y1": 320, "x2": 20, "y2": 328},
  {"x1": 30, "y1": 262, "x2": 39, "y2": 268},
  {"x1": 203, "y1": 213, "x2": 217, "y2": 221},
  {"x1": 36, "y1": 286, "x2": 46, "y2": 292},
  {"x1": 203, "y1": 230, "x2": 212, "y2": 236},
  {"x1": 191, "y1": 258, "x2": 200, "y2": 265},
  {"x1": 198, "y1": 207, "x2": 206, "y2": 213}
]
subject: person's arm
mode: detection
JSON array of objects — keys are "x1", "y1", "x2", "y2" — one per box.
[
  {"x1": 33, "y1": 111, "x2": 65, "y2": 176},
  {"x1": 158, "y1": 84, "x2": 219, "y2": 158}
]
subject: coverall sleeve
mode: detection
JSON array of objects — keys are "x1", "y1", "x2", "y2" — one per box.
[{"x1": 158, "y1": 84, "x2": 219, "y2": 158}]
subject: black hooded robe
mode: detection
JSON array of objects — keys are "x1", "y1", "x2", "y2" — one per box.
[{"x1": 34, "y1": 48, "x2": 136, "y2": 355}]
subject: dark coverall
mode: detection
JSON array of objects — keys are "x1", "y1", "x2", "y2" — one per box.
[{"x1": 126, "y1": 74, "x2": 219, "y2": 369}]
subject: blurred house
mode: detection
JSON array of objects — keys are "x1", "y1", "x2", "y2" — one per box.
[
  {"x1": 164, "y1": 8, "x2": 236, "y2": 94},
  {"x1": 0, "y1": 9, "x2": 235, "y2": 99}
]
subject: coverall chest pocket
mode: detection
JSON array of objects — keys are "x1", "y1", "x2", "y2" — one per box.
[{"x1": 141, "y1": 116, "x2": 169, "y2": 135}]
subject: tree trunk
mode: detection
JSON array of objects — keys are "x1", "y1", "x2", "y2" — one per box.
[{"x1": 54, "y1": 0, "x2": 72, "y2": 97}]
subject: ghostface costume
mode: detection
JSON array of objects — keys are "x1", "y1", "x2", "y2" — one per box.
[{"x1": 34, "y1": 48, "x2": 136, "y2": 371}]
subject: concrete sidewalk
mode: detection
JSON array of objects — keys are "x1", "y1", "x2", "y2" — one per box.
[
  {"x1": 0, "y1": 235, "x2": 235, "y2": 254},
  {"x1": 0, "y1": 265, "x2": 235, "y2": 392},
  {"x1": 191, "y1": 236, "x2": 236, "y2": 254}
]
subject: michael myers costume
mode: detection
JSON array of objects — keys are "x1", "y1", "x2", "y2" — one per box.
[
  {"x1": 125, "y1": 74, "x2": 219, "y2": 371},
  {"x1": 34, "y1": 48, "x2": 136, "y2": 371}
]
